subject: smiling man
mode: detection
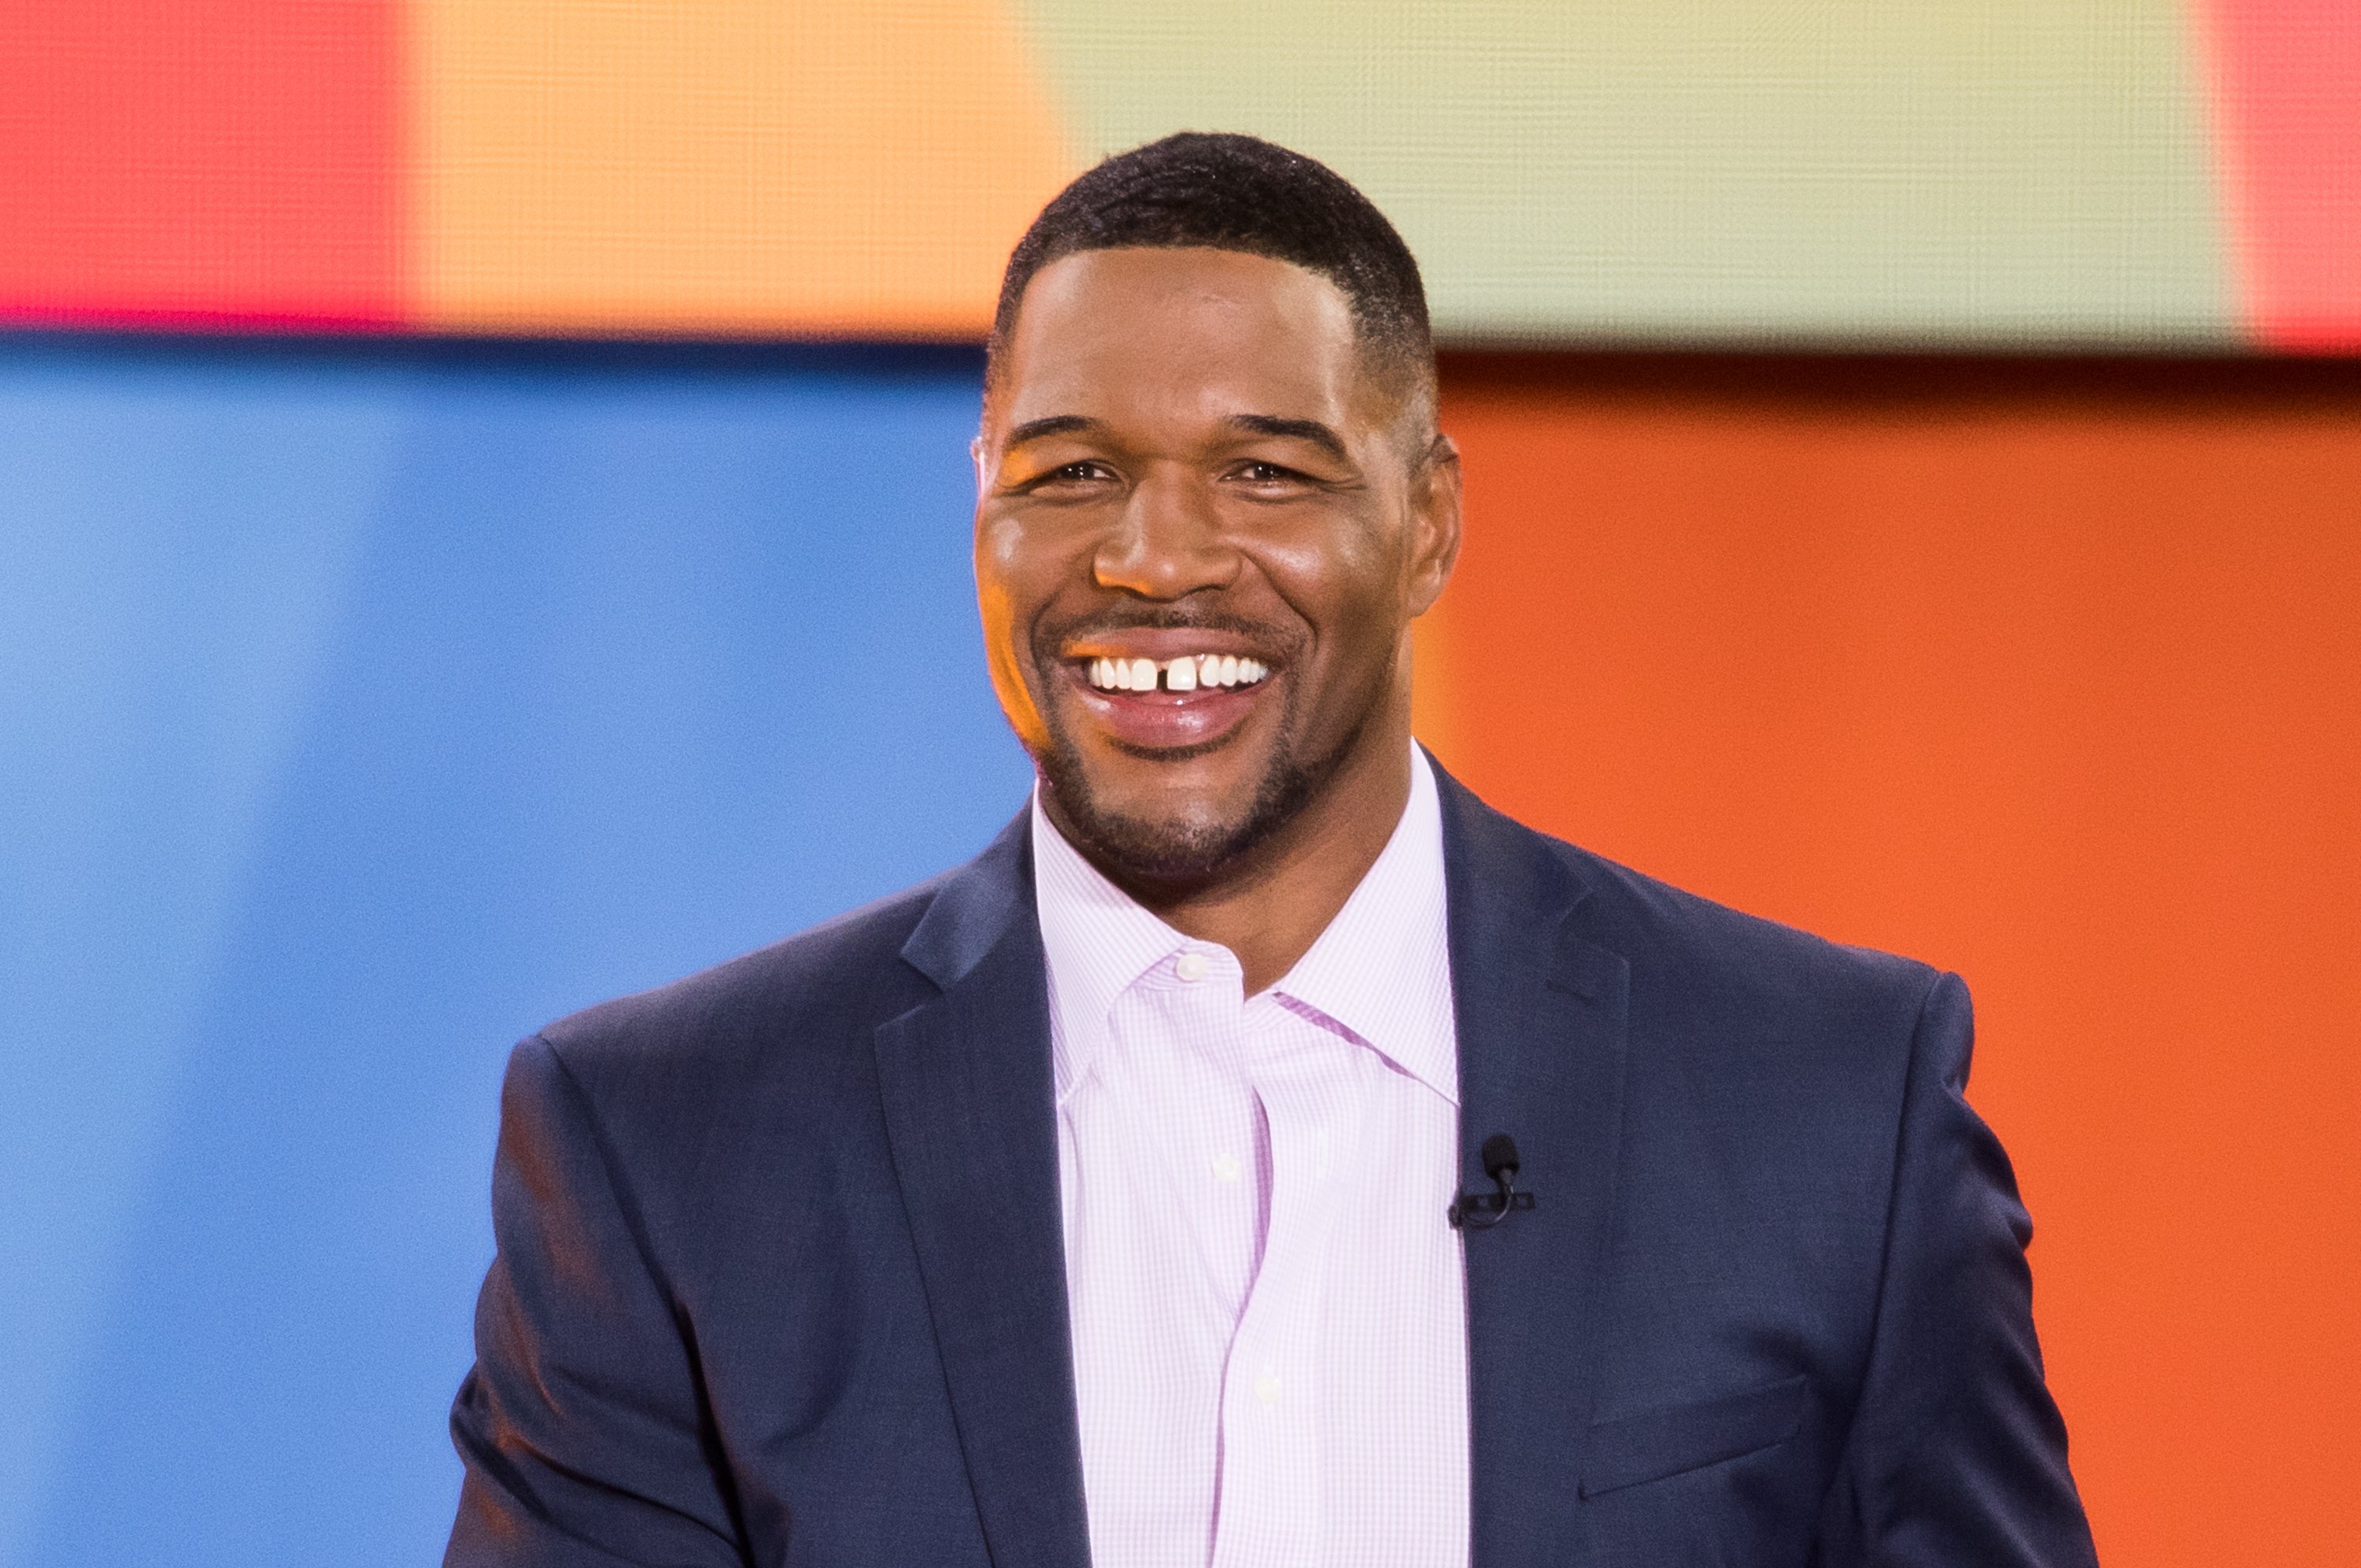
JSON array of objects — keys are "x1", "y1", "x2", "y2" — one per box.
[{"x1": 447, "y1": 135, "x2": 2098, "y2": 1568}]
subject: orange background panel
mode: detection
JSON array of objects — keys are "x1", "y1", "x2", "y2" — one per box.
[
  {"x1": 412, "y1": 0, "x2": 1077, "y2": 335},
  {"x1": 1415, "y1": 355, "x2": 2361, "y2": 1568}
]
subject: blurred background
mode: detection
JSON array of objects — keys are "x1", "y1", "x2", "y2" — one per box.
[{"x1": 2, "y1": 3, "x2": 2355, "y2": 1564}]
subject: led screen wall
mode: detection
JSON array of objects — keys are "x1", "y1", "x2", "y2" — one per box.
[{"x1": 2, "y1": 1, "x2": 2355, "y2": 348}]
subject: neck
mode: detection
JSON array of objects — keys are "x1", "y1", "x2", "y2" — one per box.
[{"x1": 1063, "y1": 705, "x2": 1417, "y2": 996}]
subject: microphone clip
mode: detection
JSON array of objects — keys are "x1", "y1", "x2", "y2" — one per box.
[{"x1": 1448, "y1": 1133, "x2": 1535, "y2": 1230}]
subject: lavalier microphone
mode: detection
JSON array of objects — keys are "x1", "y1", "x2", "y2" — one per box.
[{"x1": 1448, "y1": 1133, "x2": 1535, "y2": 1230}]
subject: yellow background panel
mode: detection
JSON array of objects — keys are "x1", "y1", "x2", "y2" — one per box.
[
  {"x1": 413, "y1": 0, "x2": 1079, "y2": 335},
  {"x1": 1021, "y1": 0, "x2": 2232, "y2": 346}
]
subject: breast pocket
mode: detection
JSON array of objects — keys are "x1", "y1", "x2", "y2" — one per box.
[{"x1": 1579, "y1": 1375, "x2": 1808, "y2": 1499}]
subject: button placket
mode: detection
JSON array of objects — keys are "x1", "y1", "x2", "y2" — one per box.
[
  {"x1": 1209, "y1": 1013, "x2": 1369, "y2": 1568},
  {"x1": 1140, "y1": 948, "x2": 1265, "y2": 1326}
]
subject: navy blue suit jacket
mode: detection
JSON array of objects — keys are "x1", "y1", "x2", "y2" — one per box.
[{"x1": 447, "y1": 765, "x2": 2097, "y2": 1566}]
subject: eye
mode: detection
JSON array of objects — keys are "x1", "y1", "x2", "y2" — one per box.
[
  {"x1": 1235, "y1": 460, "x2": 1309, "y2": 486},
  {"x1": 1022, "y1": 459, "x2": 1116, "y2": 493}
]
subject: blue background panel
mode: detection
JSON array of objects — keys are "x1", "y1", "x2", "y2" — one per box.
[{"x1": 0, "y1": 338, "x2": 1033, "y2": 1566}]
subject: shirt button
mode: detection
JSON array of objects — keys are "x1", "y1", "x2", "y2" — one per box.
[
  {"x1": 1175, "y1": 952, "x2": 1208, "y2": 982},
  {"x1": 1253, "y1": 1368, "x2": 1282, "y2": 1406},
  {"x1": 1210, "y1": 1151, "x2": 1242, "y2": 1183}
]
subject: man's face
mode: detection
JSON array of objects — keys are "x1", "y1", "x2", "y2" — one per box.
[{"x1": 974, "y1": 245, "x2": 1458, "y2": 880}]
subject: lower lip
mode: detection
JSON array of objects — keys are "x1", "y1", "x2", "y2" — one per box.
[{"x1": 1061, "y1": 666, "x2": 1270, "y2": 751}]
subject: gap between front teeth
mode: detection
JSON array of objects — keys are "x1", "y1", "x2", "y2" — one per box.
[{"x1": 1087, "y1": 654, "x2": 1269, "y2": 692}]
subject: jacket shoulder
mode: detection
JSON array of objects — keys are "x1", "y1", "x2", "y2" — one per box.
[
  {"x1": 1564, "y1": 837, "x2": 1941, "y2": 1020},
  {"x1": 534, "y1": 873, "x2": 949, "y2": 1090},
  {"x1": 1439, "y1": 764, "x2": 1940, "y2": 1020},
  {"x1": 1438, "y1": 766, "x2": 1945, "y2": 1057}
]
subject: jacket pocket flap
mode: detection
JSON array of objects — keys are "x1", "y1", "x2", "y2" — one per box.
[{"x1": 1580, "y1": 1375, "x2": 1807, "y2": 1499}]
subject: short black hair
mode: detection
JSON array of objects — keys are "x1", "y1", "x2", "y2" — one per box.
[{"x1": 987, "y1": 132, "x2": 1435, "y2": 418}]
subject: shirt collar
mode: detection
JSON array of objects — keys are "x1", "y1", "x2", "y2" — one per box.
[
  {"x1": 1029, "y1": 745, "x2": 1458, "y2": 1108},
  {"x1": 1031, "y1": 791, "x2": 1193, "y2": 1104},
  {"x1": 1264, "y1": 746, "x2": 1457, "y2": 1105}
]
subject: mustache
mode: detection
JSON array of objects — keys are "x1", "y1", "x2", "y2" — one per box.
[{"x1": 1032, "y1": 606, "x2": 1302, "y2": 661}]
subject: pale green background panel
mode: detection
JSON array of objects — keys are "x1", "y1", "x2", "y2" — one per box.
[{"x1": 1018, "y1": 1, "x2": 2237, "y2": 348}]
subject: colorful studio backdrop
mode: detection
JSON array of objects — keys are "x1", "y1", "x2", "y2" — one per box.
[
  {"x1": 3, "y1": 0, "x2": 2359, "y2": 348},
  {"x1": 3, "y1": 6, "x2": 2357, "y2": 1568}
]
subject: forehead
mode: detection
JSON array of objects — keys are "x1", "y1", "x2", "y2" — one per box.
[{"x1": 992, "y1": 247, "x2": 1373, "y2": 435}]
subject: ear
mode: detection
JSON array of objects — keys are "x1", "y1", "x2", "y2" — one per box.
[{"x1": 1405, "y1": 431, "x2": 1463, "y2": 618}]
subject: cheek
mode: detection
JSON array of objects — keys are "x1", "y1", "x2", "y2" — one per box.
[
  {"x1": 975, "y1": 518, "x2": 1046, "y2": 647},
  {"x1": 973, "y1": 523, "x2": 1039, "y2": 718},
  {"x1": 974, "y1": 513, "x2": 1092, "y2": 744},
  {"x1": 974, "y1": 514, "x2": 1018, "y2": 597},
  {"x1": 978, "y1": 511, "x2": 1096, "y2": 605},
  {"x1": 1258, "y1": 524, "x2": 1411, "y2": 653}
]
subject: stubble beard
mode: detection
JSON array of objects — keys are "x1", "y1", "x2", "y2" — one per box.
[{"x1": 1025, "y1": 639, "x2": 1373, "y2": 885}]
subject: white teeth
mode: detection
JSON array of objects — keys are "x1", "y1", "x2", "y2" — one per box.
[{"x1": 1084, "y1": 653, "x2": 1272, "y2": 691}]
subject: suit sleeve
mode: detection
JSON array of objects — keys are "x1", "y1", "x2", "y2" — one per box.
[
  {"x1": 445, "y1": 1035, "x2": 747, "y2": 1567},
  {"x1": 1812, "y1": 973, "x2": 2101, "y2": 1568}
]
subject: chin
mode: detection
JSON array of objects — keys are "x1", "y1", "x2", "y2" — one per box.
[
  {"x1": 1066, "y1": 810, "x2": 1244, "y2": 882},
  {"x1": 1037, "y1": 739, "x2": 1326, "y2": 885}
]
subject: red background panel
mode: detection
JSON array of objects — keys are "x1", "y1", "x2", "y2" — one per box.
[
  {"x1": 0, "y1": 0, "x2": 405, "y2": 329},
  {"x1": 1421, "y1": 353, "x2": 2361, "y2": 1568},
  {"x1": 2204, "y1": 0, "x2": 2361, "y2": 351}
]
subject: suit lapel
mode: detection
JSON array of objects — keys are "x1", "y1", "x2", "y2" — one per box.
[
  {"x1": 874, "y1": 773, "x2": 1628, "y2": 1568},
  {"x1": 1438, "y1": 764, "x2": 1631, "y2": 1568},
  {"x1": 874, "y1": 814, "x2": 1092, "y2": 1568}
]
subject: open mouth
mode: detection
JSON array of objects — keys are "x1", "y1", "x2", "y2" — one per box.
[{"x1": 1059, "y1": 643, "x2": 1281, "y2": 751}]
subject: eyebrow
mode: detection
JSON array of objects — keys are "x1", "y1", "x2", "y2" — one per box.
[
  {"x1": 1003, "y1": 415, "x2": 1098, "y2": 448},
  {"x1": 1226, "y1": 414, "x2": 1351, "y2": 467},
  {"x1": 999, "y1": 411, "x2": 1354, "y2": 467}
]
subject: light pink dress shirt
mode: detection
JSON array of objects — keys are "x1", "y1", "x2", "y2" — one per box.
[{"x1": 1032, "y1": 747, "x2": 1470, "y2": 1568}]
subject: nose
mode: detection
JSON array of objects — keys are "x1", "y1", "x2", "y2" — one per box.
[{"x1": 1093, "y1": 467, "x2": 1240, "y2": 600}]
